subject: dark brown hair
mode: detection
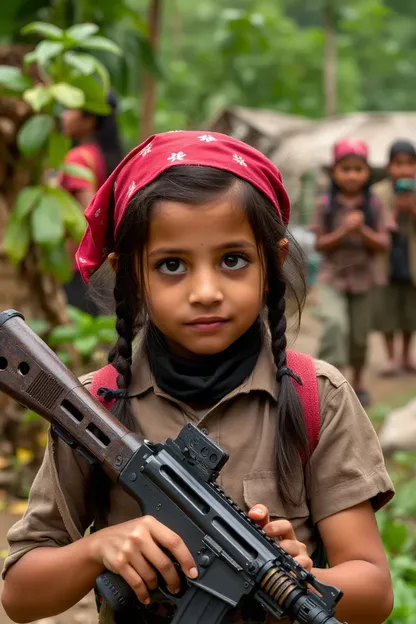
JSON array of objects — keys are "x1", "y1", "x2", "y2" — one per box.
[{"x1": 90, "y1": 166, "x2": 308, "y2": 519}]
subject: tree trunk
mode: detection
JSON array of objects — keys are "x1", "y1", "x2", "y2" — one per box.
[
  {"x1": 139, "y1": 0, "x2": 162, "y2": 141},
  {"x1": 323, "y1": 2, "x2": 337, "y2": 117}
]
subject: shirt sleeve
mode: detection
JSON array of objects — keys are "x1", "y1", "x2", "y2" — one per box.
[
  {"x1": 2, "y1": 374, "x2": 96, "y2": 579},
  {"x1": 309, "y1": 195, "x2": 327, "y2": 235},
  {"x1": 60, "y1": 147, "x2": 96, "y2": 193},
  {"x1": 307, "y1": 361, "x2": 394, "y2": 525}
]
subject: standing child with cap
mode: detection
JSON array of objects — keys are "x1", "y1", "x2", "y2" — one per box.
[
  {"x1": 310, "y1": 139, "x2": 389, "y2": 407},
  {"x1": 373, "y1": 140, "x2": 416, "y2": 376},
  {"x1": 2, "y1": 132, "x2": 393, "y2": 624}
]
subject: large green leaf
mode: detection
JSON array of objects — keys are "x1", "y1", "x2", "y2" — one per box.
[
  {"x1": 4, "y1": 212, "x2": 31, "y2": 264},
  {"x1": 60, "y1": 163, "x2": 95, "y2": 183},
  {"x1": 23, "y1": 86, "x2": 53, "y2": 113},
  {"x1": 41, "y1": 244, "x2": 72, "y2": 283},
  {"x1": 50, "y1": 83, "x2": 85, "y2": 108},
  {"x1": 21, "y1": 21, "x2": 64, "y2": 41},
  {"x1": 80, "y1": 36, "x2": 122, "y2": 56},
  {"x1": 14, "y1": 186, "x2": 43, "y2": 221},
  {"x1": 67, "y1": 75, "x2": 110, "y2": 114},
  {"x1": 17, "y1": 114, "x2": 54, "y2": 157},
  {"x1": 31, "y1": 40, "x2": 64, "y2": 66},
  {"x1": 31, "y1": 194, "x2": 64, "y2": 247},
  {"x1": 64, "y1": 51, "x2": 96, "y2": 75},
  {"x1": 0, "y1": 65, "x2": 32, "y2": 92},
  {"x1": 47, "y1": 132, "x2": 71, "y2": 169},
  {"x1": 47, "y1": 187, "x2": 86, "y2": 241},
  {"x1": 65, "y1": 23, "x2": 99, "y2": 43}
]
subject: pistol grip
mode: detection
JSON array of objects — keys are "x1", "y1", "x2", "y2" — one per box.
[{"x1": 95, "y1": 570, "x2": 139, "y2": 614}]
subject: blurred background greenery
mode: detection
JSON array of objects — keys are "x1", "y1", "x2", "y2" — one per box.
[{"x1": 2, "y1": 0, "x2": 416, "y2": 148}]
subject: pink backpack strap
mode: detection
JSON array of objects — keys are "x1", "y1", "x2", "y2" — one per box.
[
  {"x1": 89, "y1": 354, "x2": 321, "y2": 454},
  {"x1": 90, "y1": 364, "x2": 119, "y2": 410},
  {"x1": 286, "y1": 350, "x2": 320, "y2": 454}
]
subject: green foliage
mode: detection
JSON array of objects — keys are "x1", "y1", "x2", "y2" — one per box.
[
  {"x1": 3, "y1": 20, "x2": 121, "y2": 281},
  {"x1": 17, "y1": 114, "x2": 54, "y2": 156},
  {"x1": 49, "y1": 306, "x2": 115, "y2": 360},
  {"x1": 377, "y1": 455, "x2": 416, "y2": 623}
]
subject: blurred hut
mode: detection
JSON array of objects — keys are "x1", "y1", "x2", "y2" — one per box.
[
  {"x1": 270, "y1": 111, "x2": 416, "y2": 225},
  {"x1": 206, "y1": 105, "x2": 313, "y2": 157}
]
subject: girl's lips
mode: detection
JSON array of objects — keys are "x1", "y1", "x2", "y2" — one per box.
[{"x1": 186, "y1": 319, "x2": 230, "y2": 332}]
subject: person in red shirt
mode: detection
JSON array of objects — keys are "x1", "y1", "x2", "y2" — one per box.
[{"x1": 60, "y1": 91, "x2": 123, "y2": 314}]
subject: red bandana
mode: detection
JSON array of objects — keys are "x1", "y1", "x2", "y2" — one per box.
[
  {"x1": 333, "y1": 138, "x2": 369, "y2": 163},
  {"x1": 76, "y1": 130, "x2": 290, "y2": 283}
]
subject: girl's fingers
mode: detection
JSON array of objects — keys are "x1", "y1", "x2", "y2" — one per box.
[
  {"x1": 264, "y1": 519, "x2": 296, "y2": 540},
  {"x1": 278, "y1": 539, "x2": 301, "y2": 558},
  {"x1": 148, "y1": 520, "x2": 198, "y2": 581},
  {"x1": 140, "y1": 538, "x2": 182, "y2": 594},
  {"x1": 248, "y1": 504, "x2": 270, "y2": 527},
  {"x1": 118, "y1": 563, "x2": 151, "y2": 604},
  {"x1": 129, "y1": 551, "x2": 159, "y2": 591},
  {"x1": 294, "y1": 555, "x2": 312, "y2": 571}
]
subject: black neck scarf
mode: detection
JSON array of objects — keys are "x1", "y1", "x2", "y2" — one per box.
[{"x1": 145, "y1": 319, "x2": 262, "y2": 407}]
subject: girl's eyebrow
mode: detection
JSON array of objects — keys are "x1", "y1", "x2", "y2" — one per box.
[{"x1": 149, "y1": 240, "x2": 256, "y2": 257}]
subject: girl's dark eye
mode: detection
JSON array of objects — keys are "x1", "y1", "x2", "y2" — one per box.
[
  {"x1": 158, "y1": 259, "x2": 186, "y2": 275},
  {"x1": 222, "y1": 254, "x2": 248, "y2": 270}
]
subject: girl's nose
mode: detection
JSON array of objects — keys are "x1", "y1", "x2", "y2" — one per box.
[{"x1": 188, "y1": 270, "x2": 224, "y2": 306}]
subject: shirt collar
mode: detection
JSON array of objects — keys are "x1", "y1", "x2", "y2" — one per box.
[{"x1": 128, "y1": 332, "x2": 278, "y2": 401}]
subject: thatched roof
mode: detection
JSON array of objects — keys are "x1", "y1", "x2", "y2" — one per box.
[{"x1": 206, "y1": 105, "x2": 312, "y2": 155}]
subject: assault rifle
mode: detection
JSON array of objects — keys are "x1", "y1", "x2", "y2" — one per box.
[{"x1": 0, "y1": 310, "x2": 346, "y2": 624}]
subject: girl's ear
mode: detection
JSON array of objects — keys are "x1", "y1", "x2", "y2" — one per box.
[
  {"x1": 108, "y1": 252, "x2": 119, "y2": 273},
  {"x1": 278, "y1": 238, "x2": 289, "y2": 268}
]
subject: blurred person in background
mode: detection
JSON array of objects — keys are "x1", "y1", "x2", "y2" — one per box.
[
  {"x1": 373, "y1": 140, "x2": 416, "y2": 376},
  {"x1": 60, "y1": 90, "x2": 123, "y2": 315},
  {"x1": 310, "y1": 139, "x2": 389, "y2": 407}
]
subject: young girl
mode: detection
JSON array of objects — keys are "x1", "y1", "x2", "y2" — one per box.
[
  {"x1": 311, "y1": 139, "x2": 389, "y2": 407},
  {"x1": 2, "y1": 132, "x2": 393, "y2": 624},
  {"x1": 60, "y1": 90, "x2": 124, "y2": 315}
]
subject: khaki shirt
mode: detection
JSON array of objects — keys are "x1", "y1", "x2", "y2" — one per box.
[
  {"x1": 3, "y1": 343, "x2": 394, "y2": 622},
  {"x1": 310, "y1": 192, "x2": 388, "y2": 293},
  {"x1": 373, "y1": 178, "x2": 416, "y2": 286}
]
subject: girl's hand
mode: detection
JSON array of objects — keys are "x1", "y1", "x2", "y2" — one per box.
[
  {"x1": 395, "y1": 191, "x2": 416, "y2": 214},
  {"x1": 248, "y1": 504, "x2": 312, "y2": 572},
  {"x1": 89, "y1": 516, "x2": 198, "y2": 605},
  {"x1": 343, "y1": 210, "x2": 364, "y2": 233}
]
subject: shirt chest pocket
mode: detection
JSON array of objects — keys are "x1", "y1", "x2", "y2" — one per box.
[{"x1": 243, "y1": 471, "x2": 310, "y2": 524}]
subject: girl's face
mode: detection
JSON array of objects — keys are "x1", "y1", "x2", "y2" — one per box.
[
  {"x1": 61, "y1": 109, "x2": 96, "y2": 140},
  {"x1": 143, "y1": 196, "x2": 264, "y2": 357},
  {"x1": 332, "y1": 155, "x2": 370, "y2": 195}
]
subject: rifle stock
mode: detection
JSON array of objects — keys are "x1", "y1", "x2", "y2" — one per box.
[{"x1": 0, "y1": 311, "x2": 346, "y2": 624}]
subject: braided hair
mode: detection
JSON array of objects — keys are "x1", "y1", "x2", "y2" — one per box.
[{"x1": 90, "y1": 166, "x2": 308, "y2": 516}]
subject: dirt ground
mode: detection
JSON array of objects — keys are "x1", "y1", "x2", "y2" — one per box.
[{"x1": 1, "y1": 305, "x2": 415, "y2": 624}]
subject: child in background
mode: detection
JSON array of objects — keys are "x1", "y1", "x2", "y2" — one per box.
[
  {"x1": 59, "y1": 91, "x2": 124, "y2": 315},
  {"x1": 311, "y1": 139, "x2": 389, "y2": 406},
  {"x1": 373, "y1": 140, "x2": 416, "y2": 376},
  {"x1": 2, "y1": 132, "x2": 393, "y2": 624}
]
